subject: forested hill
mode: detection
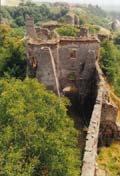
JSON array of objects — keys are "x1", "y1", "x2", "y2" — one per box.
[
  {"x1": 1, "y1": 2, "x2": 69, "y2": 27},
  {"x1": 1, "y1": 2, "x2": 110, "y2": 28},
  {"x1": 0, "y1": 2, "x2": 120, "y2": 176}
]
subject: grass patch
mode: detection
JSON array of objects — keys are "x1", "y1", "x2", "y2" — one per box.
[{"x1": 97, "y1": 142, "x2": 120, "y2": 176}]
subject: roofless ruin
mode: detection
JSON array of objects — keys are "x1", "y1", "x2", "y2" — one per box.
[{"x1": 26, "y1": 16, "x2": 120, "y2": 176}]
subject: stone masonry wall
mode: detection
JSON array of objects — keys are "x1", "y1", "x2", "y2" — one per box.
[
  {"x1": 56, "y1": 41, "x2": 99, "y2": 92},
  {"x1": 101, "y1": 103, "x2": 118, "y2": 122},
  {"x1": 28, "y1": 44, "x2": 59, "y2": 94},
  {"x1": 26, "y1": 16, "x2": 37, "y2": 39},
  {"x1": 81, "y1": 63, "x2": 118, "y2": 176},
  {"x1": 81, "y1": 63, "x2": 104, "y2": 176},
  {"x1": 27, "y1": 39, "x2": 99, "y2": 96}
]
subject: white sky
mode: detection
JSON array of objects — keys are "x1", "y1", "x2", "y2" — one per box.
[
  {"x1": 1, "y1": 0, "x2": 120, "y2": 6},
  {"x1": 34, "y1": 0, "x2": 120, "y2": 5}
]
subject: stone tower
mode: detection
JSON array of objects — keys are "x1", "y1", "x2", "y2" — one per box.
[{"x1": 25, "y1": 16, "x2": 37, "y2": 39}]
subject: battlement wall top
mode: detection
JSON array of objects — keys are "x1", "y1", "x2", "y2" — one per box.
[
  {"x1": 59, "y1": 36, "x2": 99, "y2": 43},
  {"x1": 27, "y1": 36, "x2": 99, "y2": 46}
]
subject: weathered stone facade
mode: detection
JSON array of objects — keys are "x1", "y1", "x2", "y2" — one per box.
[
  {"x1": 26, "y1": 16, "x2": 37, "y2": 39},
  {"x1": 26, "y1": 17, "x2": 99, "y2": 96}
]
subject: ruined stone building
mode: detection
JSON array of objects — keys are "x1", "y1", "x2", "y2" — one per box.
[
  {"x1": 26, "y1": 16, "x2": 120, "y2": 176},
  {"x1": 26, "y1": 16, "x2": 96, "y2": 98}
]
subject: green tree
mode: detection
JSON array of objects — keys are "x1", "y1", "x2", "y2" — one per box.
[
  {"x1": 100, "y1": 39, "x2": 120, "y2": 97},
  {"x1": 0, "y1": 25, "x2": 26, "y2": 79},
  {"x1": 15, "y1": 16, "x2": 25, "y2": 26},
  {"x1": 114, "y1": 32, "x2": 120, "y2": 45},
  {"x1": 0, "y1": 78, "x2": 81, "y2": 176},
  {"x1": 0, "y1": 25, "x2": 11, "y2": 46},
  {"x1": 89, "y1": 25, "x2": 100, "y2": 34},
  {"x1": 56, "y1": 25, "x2": 79, "y2": 37},
  {"x1": 100, "y1": 40, "x2": 117, "y2": 82}
]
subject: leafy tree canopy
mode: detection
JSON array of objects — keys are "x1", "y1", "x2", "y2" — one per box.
[
  {"x1": 100, "y1": 39, "x2": 120, "y2": 97},
  {"x1": 0, "y1": 78, "x2": 81, "y2": 176},
  {"x1": 56, "y1": 25, "x2": 79, "y2": 37},
  {"x1": 0, "y1": 25, "x2": 26, "y2": 79},
  {"x1": 1, "y1": 2, "x2": 68, "y2": 27}
]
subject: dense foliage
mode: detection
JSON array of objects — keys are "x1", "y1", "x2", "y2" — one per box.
[
  {"x1": 75, "y1": 4, "x2": 108, "y2": 27},
  {"x1": 100, "y1": 39, "x2": 120, "y2": 97},
  {"x1": 97, "y1": 142, "x2": 120, "y2": 176},
  {"x1": 1, "y1": 2, "x2": 69, "y2": 27},
  {"x1": 56, "y1": 25, "x2": 79, "y2": 37},
  {"x1": 1, "y1": 2, "x2": 111, "y2": 29},
  {"x1": 114, "y1": 32, "x2": 120, "y2": 45},
  {"x1": 0, "y1": 25, "x2": 26, "y2": 79},
  {"x1": 89, "y1": 25, "x2": 100, "y2": 34},
  {"x1": 0, "y1": 78, "x2": 80, "y2": 176}
]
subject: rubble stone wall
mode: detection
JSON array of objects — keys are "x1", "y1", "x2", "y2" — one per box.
[
  {"x1": 58, "y1": 42, "x2": 99, "y2": 91},
  {"x1": 81, "y1": 64, "x2": 103, "y2": 176},
  {"x1": 26, "y1": 17, "x2": 37, "y2": 39},
  {"x1": 81, "y1": 63, "x2": 118, "y2": 176},
  {"x1": 28, "y1": 40, "x2": 99, "y2": 95}
]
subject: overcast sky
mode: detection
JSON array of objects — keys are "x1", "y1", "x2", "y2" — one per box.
[
  {"x1": 34, "y1": 0, "x2": 120, "y2": 6},
  {"x1": 1, "y1": 0, "x2": 120, "y2": 6}
]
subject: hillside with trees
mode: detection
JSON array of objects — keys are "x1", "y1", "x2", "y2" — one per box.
[
  {"x1": 100, "y1": 39, "x2": 120, "y2": 97},
  {"x1": 1, "y1": 2, "x2": 69, "y2": 27},
  {"x1": 1, "y1": 2, "x2": 111, "y2": 28},
  {"x1": 0, "y1": 1, "x2": 120, "y2": 176}
]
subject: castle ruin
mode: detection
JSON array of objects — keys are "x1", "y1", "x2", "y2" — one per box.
[{"x1": 26, "y1": 16, "x2": 120, "y2": 176}]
